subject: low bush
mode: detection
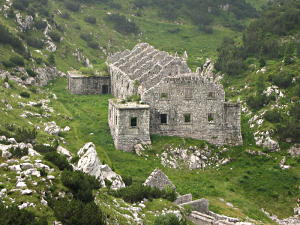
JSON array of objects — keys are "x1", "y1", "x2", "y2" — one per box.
[
  {"x1": 10, "y1": 146, "x2": 28, "y2": 158},
  {"x1": 26, "y1": 68, "x2": 37, "y2": 77},
  {"x1": 20, "y1": 91, "x2": 30, "y2": 98},
  {"x1": 48, "y1": 31, "x2": 61, "y2": 42},
  {"x1": 84, "y1": 16, "x2": 97, "y2": 24},
  {"x1": 25, "y1": 36, "x2": 44, "y2": 49},
  {"x1": 61, "y1": 12, "x2": 70, "y2": 19},
  {"x1": 264, "y1": 110, "x2": 282, "y2": 123},
  {"x1": 87, "y1": 40, "x2": 99, "y2": 49},
  {"x1": 0, "y1": 24, "x2": 26, "y2": 54},
  {"x1": 122, "y1": 175, "x2": 133, "y2": 186},
  {"x1": 34, "y1": 142, "x2": 57, "y2": 153},
  {"x1": 109, "y1": 184, "x2": 176, "y2": 203},
  {"x1": 154, "y1": 213, "x2": 187, "y2": 225},
  {"x1": 105, "y1": 14, "x2": 139, "y2": 35},
  {"x1": 51, "y1": 198, "x2": 106, "y2": 225},
  {"x1": 0, "y1": 202, "x2": 47, "y2": 225},
  {"x1": 269, "y1": 72, "x2": 293, "y2": 88},
  {"x1": 246, "y1": 94, "x2": 270, "y2": 111},
  {"x1": 44, "y1": 152, "x2": 72, "y2": 171},
  {"x1": 65, "y1": 1, "x2": 80, "y2": 12},
  {"x1": 80, "y1": 33, "x2": 93, "y2": 42},
  {"x1": 34, "y1": 20, "x2": 47, "y2": 30},
  {"x1": 61, "y1": 170, "x2": 100, "y2": 202},
  {"x1": 9, "y1": 56, "x2": 25, "y2": 67}
]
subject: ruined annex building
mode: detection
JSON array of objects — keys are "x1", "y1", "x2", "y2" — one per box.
[{"x1": 69, "y1": 43, "x2": 243, "y2": 151}]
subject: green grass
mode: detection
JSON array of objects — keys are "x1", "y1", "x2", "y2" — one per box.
[{"x1": 45, "y1": 78, "x2": 300, "y2": 224}]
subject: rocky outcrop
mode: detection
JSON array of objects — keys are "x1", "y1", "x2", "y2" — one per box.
[
  {"x1": 75, "y1": 142, "x2": 125, "y2": 190},
  {"x1": 0, "y1": 67, "x2": 65, "y2": 87},
  {"x1": 288, "y1": 144, "x2": 300, "y2": 157},
  {"x1": 16, "y1": 13, "x2": 33, "y2": 32},
  {"x1": 143, "y1": 168, "x2": 175, "y2": 190}
]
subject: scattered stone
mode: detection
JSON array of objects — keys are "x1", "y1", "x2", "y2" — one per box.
[
  {"x1": 16, "y1": 181, "x2": 27, "y2": 188},
  {"x1": 21, "y1": 189, "x2": 33, "y2": 195},
  {"x1": 288, "y1": 144, "x2": 300, "y2": 158},
  {"x1": 143, "y1": 168, "x2": 175, "y2": 190}
]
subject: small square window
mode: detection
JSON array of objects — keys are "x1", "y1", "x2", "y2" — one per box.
[
  {"x1": 208, "y1": 113, "x2": 214, "y2": 123},
  {"x1": 160, "y1": 93, "x2": 168, "y2": 99},
  {"x1": 184, "y1": 114, "x2": 191, "y2": 123},
  {"x1": 208, "y1": 92, "x2": 215, "y2": 98},
  {"x1": 184, "y1": 88, "x2": 193, "y2": 99},
  {"x1": 130, "y1": 117, "x2": 137, "y2": 127},
  {"x1": 160, "y1": 114, "x2": 168, "y2": 124}
]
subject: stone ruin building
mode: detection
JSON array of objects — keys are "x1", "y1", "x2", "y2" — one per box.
[{"x1": 68, "y1": 43, "x2": 243, "y2": 151}]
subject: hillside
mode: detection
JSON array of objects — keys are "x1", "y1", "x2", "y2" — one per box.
[{"x1": 1, "y1": 0, "x2": 300, "y2": 225}]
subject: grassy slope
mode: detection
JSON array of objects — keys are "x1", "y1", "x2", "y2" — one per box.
[{"x1": 47, "y1": 78, "x2": 300, "y2": 223}]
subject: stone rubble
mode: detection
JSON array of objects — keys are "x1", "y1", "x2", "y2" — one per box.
[
  {"x1": 160, "y1": 145, "x2": 229, "y2": 170},
  {"x1": 143, "y1": 168, "x2": 175, "y2": 190}
]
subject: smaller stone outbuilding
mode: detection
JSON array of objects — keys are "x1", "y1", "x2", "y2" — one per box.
[
  {"x1": 143, "y1": 168, "x2": 175, "y2": 190},
  {"x1": 108, "y1": 99, "x2": 151, "y2": 151},
  {"x1": 68, "y1": 71, "x2": 111, "y2": 95}
]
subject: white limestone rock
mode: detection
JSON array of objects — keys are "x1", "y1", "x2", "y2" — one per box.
[
  {"x1": 21, "y1": 189, "x2": 33, "y2": 195},
  {"x1": 288, "y1": 145, "x2": 300, "y2": 158},
  {"x1": 44, "y1": 121, "x2": 61, "y2": 135},
  {"x1": 76, "y1": 142, "x2": 125, "y2": 189},
  {"x1": 16, "y1": 181, "x2": 27, "y2": 188},
  {"x1": 57, "y1": 146, "x2": 72, "y2": 160}
]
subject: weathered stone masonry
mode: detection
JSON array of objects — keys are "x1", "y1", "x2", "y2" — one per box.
[
  {"x1": 68, "y1": 72, "x2": 111, "y2": 95},
  {"x1": 106, "y1": 43, "x2": 242, "y2": 151},
  {"x1": 68, "y1": 43, "x2": 243, "y2": 151}
]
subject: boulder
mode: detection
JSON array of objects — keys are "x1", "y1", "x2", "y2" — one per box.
[
  {"x1": 76, "y1": 142, "x2": 125, "y2": 189},
  {"x1": 288, "y1": 145, "x2": 300, "y2": 158},
  {"x1": 143, "y1": 168, "x2": 175, "y2": 190},
  {"x1": 57, "y1": 146, "x2": 72, "y2": 160}
]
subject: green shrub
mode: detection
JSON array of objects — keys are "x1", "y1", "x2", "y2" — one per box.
[
  {"x1": 246, "y1": 94, "x2": 269, "y2": 111},
  {"x1": 264, "y1": 110, "x2": 282, "y2": 123},
  {"x1": 154, "y1": 213, "x2": 187, "y2": 225},
  {"x1": 0, "y1": 202, "x2": 47, "y2": 225},
  {"x1": 10, "y1": 146, "x2": 28, "y2": 158},
  {"x1": 25, "y1": 36, "x2": 44, "y2": 49},
  {"x1": 122, "y1": 175, "x2": 133, "y2": 186},
  {"x1": 61, "y1": 12, "x2": 70, "y2": 19},
  {"x1": 26, "y1": 68, "x2": 36, "y2": 77},
  {"x1": 48, "y1": 31, "x2": 61, "y2": 42},
  {"x1": 20, "y1": 92, "x2": 30, "y2": 98},
  {"x1": 109, "y1": 184, "x2": 176, "y2": 203},
  {"x1": 51, "y1": 198, "x2": 106, "y2": 225},
  {"x1": 44, "y1": 152, "x2": 72, "y2": 171},
  {"x1": 9, "y1": 56, "x2": 25, "y2": 67},
  {"x1": 34, "y1": 20, "x2": 47, "y2": 30},
  {"x1": 80, "y1": 33, "x2": 93, "y2": 42},
  {"x1": 269, "y1": 72, "x2": 293, "y2": 88},
  {"x1": 61, "y1": 170, "x2": 100, "y2": 202},
  {"x1": 34, "y1": 143, "x2": 57, "y2": 153},
  {"x1": 65, "y1": 1, "x2": 80, "y2": 12},
  {"x1": 0, "y1": 24, "x2": 26, "y2": 54},
  {"x1": 105, "y1": 14, "x2": 139, "y2": 35},
  {"x1": 84, "y1": 16, "x2": 97, "y2": 24},
  {"x1": 87, "y1": 40, "x2": 99, "y2": 49}
]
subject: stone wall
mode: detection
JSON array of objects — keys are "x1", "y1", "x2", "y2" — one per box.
[
  {"x1": 68, "y1": 75, "x2": 111, "y2": 95},
  {"x1": 108, "y1": 100, "x2": 151, "y2": 151},
  {"x1": 180, "y1": 198, "x2": 209, "y2": 214},
  {"x1": 141, "y1": 75, "x2": 243, "y2": 146}
]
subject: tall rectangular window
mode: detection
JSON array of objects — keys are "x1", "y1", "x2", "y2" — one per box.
[
  {"x1": 115, "y1": 116, "x2": 118, "y2": 125},
  {"x1": 130, "y1": 117, "x2": 137, "y2": 127},
  {"x1": 184, "y1": 114, "x2": 191, "y2": 123},
  {"x1": 208, "y1": 113, "x2": 214, "y2": 123},
  {"x1": 160, "y1": 114, "x2": 168, "y2": 124}
]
